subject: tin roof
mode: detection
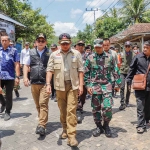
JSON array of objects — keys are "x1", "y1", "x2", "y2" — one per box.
[
  {"x1": 110, "y1": 23, "x2": 150, "y2": 43},
  {"x1": 0, "y1": 13, "x2": 26, "y2": 27}
]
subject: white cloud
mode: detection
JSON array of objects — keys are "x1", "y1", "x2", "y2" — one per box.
[
  {"x1": 54, "y1": 22, "x2": 78, "y2": 36},
  {"x1": 48, "y1": 0, "x2": 78, "y2": 2},
  {"x1": 82, "y1": 0, "x2": 119, "y2": 24},
  {"x1": 86, "y1": 0, "x2": 119, "y2": 9},
  {"x1": 82, "y1": 9, "x2": 102, "y2": 24},
  {"x1": 71, "y1": 9, "x2": 83, "y2": 18}
]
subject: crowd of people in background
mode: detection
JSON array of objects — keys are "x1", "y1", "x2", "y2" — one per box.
[{"x1": 0, "y1": 32, "x2": 150, "y2": 147}]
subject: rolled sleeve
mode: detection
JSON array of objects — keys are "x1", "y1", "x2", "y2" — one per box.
[
  {"x1": 77, "y1": 53, "x2": 84, "y2": 72},
  {"x1": 47, "y1": 53, "x2": 54, "y2": 72}
]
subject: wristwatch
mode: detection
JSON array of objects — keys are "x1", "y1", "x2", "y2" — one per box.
[
  {"x1": 46, "y1": 83, "x2": 51, "y2": 86},
  {"x1": 16, "y1": 76, "x2": 20, "y2": 79}
]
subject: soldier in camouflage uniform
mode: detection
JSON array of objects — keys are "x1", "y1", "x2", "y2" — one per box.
[{"x1": 84, "y1": 39, "x2": 121, "y2": 137}]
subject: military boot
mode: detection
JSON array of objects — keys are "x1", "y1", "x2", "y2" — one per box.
[
  {"x1": 93, "y1": 123, "x2": 104, "y2": 137},
  {"x1": 103, "y1": 122, "x2": 112, "y2": 137}
]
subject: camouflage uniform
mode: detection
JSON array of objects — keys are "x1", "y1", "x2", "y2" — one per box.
[{"x1": 84, "y1": 52, "x2": 121, "y2": 124}]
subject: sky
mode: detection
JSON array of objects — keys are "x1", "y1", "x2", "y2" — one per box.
[{"x1": 27, "y1": 0, "x2": 120, "y2": 36}]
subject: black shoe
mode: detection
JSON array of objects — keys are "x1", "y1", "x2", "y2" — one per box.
[
  {"x1": 119, "y1": 104, "x2": 126, "y2": 110},
  {"x1": 14, "y1": 90, "x2": 19, "y2": 98},
  {"x1": 137, "y1": 127, "x2": 146, "y2": 134},
  {"x1": 126, "y1": 103, "x2": 130, "y2": 107},
  {"x1": 35, "y1": 126, "x2": 41, "y2": 134},
  {"x1": 4, "y1": 112, "x2": 11, "y2": 121},
  {"x1": 103, "y1": 123, "x2": 112, "y2": 137},
  {"x1": 38, "y1": 126, "x2": 46, "y2": 136},
  {"x1": 51, "y1": 96, "x2": 55, "y2": 100},
  {"x1": 54, "y1": 99, "x2": 57, "y2": 102},
  {"x1": 77, "y1": 111, "x2": 82, "y2": 124},
  {"x1": 93, "y1": 126, "x2": 104, "y2": 137},
  {"x1": 0, "y1": 105, "x2": 5, "y2": 113}
]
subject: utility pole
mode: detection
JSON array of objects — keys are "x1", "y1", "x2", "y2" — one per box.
[
  {"x1": 86, "y1": 8, "x2": 99, "y2": 39},
  {"x1": 86, "y1": 8, "x2": 99, "y2": 24}
]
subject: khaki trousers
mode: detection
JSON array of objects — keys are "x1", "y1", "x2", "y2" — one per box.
[
  {"x1": 56, "y1": 81, "x2": 78, "y2": 138},
  {"x1": 31, "y1": 84, "x2": 50, "y2": 128}
]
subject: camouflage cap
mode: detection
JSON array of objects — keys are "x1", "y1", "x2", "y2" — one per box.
[{"x1": 94, "y1": 39, "x2": 103, "y2": 47}]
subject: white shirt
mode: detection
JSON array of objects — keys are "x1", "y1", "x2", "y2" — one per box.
[
  {"x1": 23, "y1": 48, "x2": 45, "y2": 66},
  {"x1": 20, "y1": 48, "x2": 30, "y2": 65}
]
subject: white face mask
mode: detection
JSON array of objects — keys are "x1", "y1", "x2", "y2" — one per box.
[{"x1": 133, "y1": 49, "x2": 138, "y2": 53}]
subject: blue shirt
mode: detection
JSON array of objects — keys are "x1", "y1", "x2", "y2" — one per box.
[{"x1": 0, "y1": 46, "x2": 19, "y2": 80}]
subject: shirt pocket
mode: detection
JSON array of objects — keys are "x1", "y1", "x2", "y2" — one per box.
[
  {"x1": 72, "y1": 59, "x2": 77, "y2": 69},
  {"x1": 54, "y1": 60, "x2": 61, "y2": 70}
]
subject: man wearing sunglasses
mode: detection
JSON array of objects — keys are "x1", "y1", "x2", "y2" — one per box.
[
  {"x1": 119, "y1": 41, "x2": 133, "y2": 110},
  {"x1": 46, "y1": 33, "x2": 84, "y2": 147},
  {"x1": 23, "y1": 33, "x2": 50, "y2": 136}
]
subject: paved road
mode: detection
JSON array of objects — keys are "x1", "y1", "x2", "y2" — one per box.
[{"x1": 0, "y1": 81, "x2": 150, "y2": 150}]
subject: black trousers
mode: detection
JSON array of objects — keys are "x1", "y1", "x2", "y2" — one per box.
[
  {"x1": 28, "y1": 72, "x2": 30, "y2": 81},
  {"x1": 51, "y1": 75, "x2": 55, "y2": 97},
  {"x1": 77, "y1": 85, "x2": 87, "y2": 111},
  {"x1": 0, "y1": 80, "x2": 14, "y2": 113},
  {"x1": 120, "y1": 74, "x2": 131, "y2": 104},
  {"x1": 135, "y1": 90, "x2": 150, "y2": 128}
]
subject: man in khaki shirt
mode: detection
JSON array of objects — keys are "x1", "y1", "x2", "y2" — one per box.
[{"x1": 46, "y1": 33, "x2": 84, "y2": 147}]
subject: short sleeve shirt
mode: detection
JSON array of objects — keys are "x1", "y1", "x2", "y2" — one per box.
[
  {"x1": 20, "y1": 48, "x2": 30, "y2": 65},
  {"x1": 0, "y1": 46, "x2": 20, "y2": 80}
]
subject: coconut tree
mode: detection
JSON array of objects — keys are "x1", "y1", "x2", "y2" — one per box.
[{"x1": 121, "y1": 0, "x2": 150, "y2": 24}]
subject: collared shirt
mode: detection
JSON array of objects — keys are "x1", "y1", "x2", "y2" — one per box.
[
  {"x1": 0, "y1": 46, "x2": 19, "y2": 80},
  {"x1": 20, "y1": 48, "x2": 30, "y2": 65},
  {"x1": 37, "y1": 49, "x2": 45, "y2": 58}
]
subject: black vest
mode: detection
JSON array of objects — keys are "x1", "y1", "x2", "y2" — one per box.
[{"x1": 30, "y1": 48, "x2": 50, "y2": 84}]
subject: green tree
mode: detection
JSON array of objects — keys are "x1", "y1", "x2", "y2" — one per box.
[
  {"x1": 121, "y1": 0, "x2": 150, "y2": 24},
  {"x1": 0, "y1": 0, "x2": 54, "y2": 44},
  {"x1": 76, "y1": 24, "x2": 94, "y2": 45},
  {"x1": 95, "y1": 17, "x2": 125, "y2": 38}
]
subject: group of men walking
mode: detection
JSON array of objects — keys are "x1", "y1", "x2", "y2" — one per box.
[{"x1": 0, "y1": 32, "x2": 150, "y2": 147}]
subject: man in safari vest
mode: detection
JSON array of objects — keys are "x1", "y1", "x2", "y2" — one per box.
[{"x1": 46, "y1": 33, "x2": 84, "y2": 147}]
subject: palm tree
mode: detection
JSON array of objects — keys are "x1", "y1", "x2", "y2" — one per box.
[{"x1": 121, "y1": 0, "x2": 150, "y2": 24}]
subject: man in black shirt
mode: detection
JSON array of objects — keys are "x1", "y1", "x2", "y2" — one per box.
[{"x1": 126, "y1": 41, "x2": 150, "y2": 133}]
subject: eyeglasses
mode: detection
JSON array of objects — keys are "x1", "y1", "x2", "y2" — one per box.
[
  {"x1": 37, "y1": 40, "x2": 46, "y2": 43},
  {"x1": 125, "y1": 45, "x2": 130, "y2": 48}
]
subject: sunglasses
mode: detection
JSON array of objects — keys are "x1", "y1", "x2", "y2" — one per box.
[
  {"x1": 78, "y1": 44, "x2": 85, "y2": 47},
  {"x1": 37, "y1": 40, "x2": 46, "y2": 43},
  {"x1": 125, "y1": 45, "x2": 130, "y2": 48},
  {"x1": 61, "y1": 43, "x2": 70, "y2": 46}
]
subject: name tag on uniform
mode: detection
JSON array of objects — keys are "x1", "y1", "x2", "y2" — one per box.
[
  {"x1": 55, "y1": 53, "x2": 61, "y2": 59},
  {"x1": 55, "y1": 56, "x2": 61, "y2": 59}
]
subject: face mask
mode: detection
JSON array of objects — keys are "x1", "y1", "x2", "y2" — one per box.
[{"x1": 133, "y1": 50, "x2": 138, "y2": 53}]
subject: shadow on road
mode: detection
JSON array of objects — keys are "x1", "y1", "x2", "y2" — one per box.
[
  {"x1": 38, "y1": 122, "x2": 62, "y2": 141},
  {"x1": 112, "y1": 108, "x2": 120, "y2": 115},
  {"x1": 0, "y1": 130, "x2": 15, "y2": 138},
  {"x1": 111, "y1": 127, "x2": 127, "y2": 138},
  {"x1": 13, "y1": 97, "x2": 28, "y2": 101},
  {"x1": 11, "y1": 113, "x2": 32, "y2": 119}
]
